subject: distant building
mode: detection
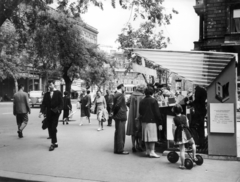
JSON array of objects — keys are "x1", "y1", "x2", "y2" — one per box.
[
  {"x1": 82, "y1": 23, "x2": 98, "y2": 44},
  {"x1": 97, "y1": 46, "x2": 146, "y2": 94},
  {"x1": 193, "y1": 0, "x2": 240, "y2": 54}
]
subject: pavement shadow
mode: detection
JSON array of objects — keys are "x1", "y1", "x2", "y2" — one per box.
[{"x1": 0, "y1": 177, "x2": 41, "y2": 182}]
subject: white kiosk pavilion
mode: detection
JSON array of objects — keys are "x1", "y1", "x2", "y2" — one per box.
[{"x1": 128, "y1": 49, "x2": 238, "y2": 157}]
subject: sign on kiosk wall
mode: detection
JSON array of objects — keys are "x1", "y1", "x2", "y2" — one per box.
[{"x1": 210, "y1": 103, "x2": 234, "y2": 133}]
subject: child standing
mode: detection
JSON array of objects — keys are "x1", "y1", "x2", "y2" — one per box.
[{"x1": 172, "y1": 104, "x2": 197, "y2": 169}]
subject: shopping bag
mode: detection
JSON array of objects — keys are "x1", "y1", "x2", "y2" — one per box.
[
  {"x1": 76, "y1": 102, "x2": 80, "y2": 109},
  {"x1": 68, "y1": 110, "x2": 76, "y2": 119},
  {"x1": 90, "y1": 104, "x2": 96, "y2": 114}
]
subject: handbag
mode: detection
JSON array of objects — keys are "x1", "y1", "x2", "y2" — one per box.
[
  {"x1": 76, "y1": 102, "x2": 80, "y2": 109},
  {"x1": 90, "y1": 104, "x2": 97, "y2": 114},
  {"x1": 42, "y1": 118, "x2": 48, "y2": 130}
]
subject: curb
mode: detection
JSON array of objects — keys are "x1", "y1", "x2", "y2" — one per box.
[
  {"x1": 163, "y1": 150, "x2": 240, "y2": 161},
  {"x1": 0, "y1": 170, "x2": 100, "y2": 182}
]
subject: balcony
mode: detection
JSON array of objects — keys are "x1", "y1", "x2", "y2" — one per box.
[{"x1": 193, "y1": 0, "x2": 205, "y2": 16}]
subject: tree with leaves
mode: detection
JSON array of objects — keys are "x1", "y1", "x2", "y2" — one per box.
[
  {"x1": 0, "y1": 20, "x2": 30, "y2": 92},
  {"x1": 116, "y1": 0, "x2": 178, "y2": 84},
  {"x1": 29, "y1": 8, "x2": 89, "y2": 93},
  {"x1": 117, "y1": 22, "x2": 170, "y2": 50},
  {"x1": 80, "y1": 46, "x2": 115, "y2": 90}
]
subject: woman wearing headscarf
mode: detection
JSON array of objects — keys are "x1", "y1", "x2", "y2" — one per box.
[{"x1": 126, "y1": 84, "x2": 146, "y2": 152}]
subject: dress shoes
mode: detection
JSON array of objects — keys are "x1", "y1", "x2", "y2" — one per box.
[
  {"x1": 114, "y1": 151, "x2": 129, "y2": 155},
  {"x1": 132, "y1": 147, "x2": 137, "y2": 153},
  {"x1": 136, "y1": 146, "x2": 144, "y2": 152},
  {"x1": 49, "y1": 144, "x2": 58, "y2": 151},
  {"x1": 47, "y1": 137, "x2": 51, "y2": 139},
  {"x1": 17, "y1": 131, "x2": 23, "y2": 138}
]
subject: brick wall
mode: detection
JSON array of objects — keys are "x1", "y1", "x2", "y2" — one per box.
[{"x1": 205, "y1": 0, "x2": 226, "y2": 40}]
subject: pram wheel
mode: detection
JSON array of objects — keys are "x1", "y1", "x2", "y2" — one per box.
[
  {"x1": 184, "y1": 158, "x2": 193, "y2": 169},
  {"x1": 194, "y1": 155, "x2": 203, "y2": 165},
  {"x1": 167, "y1": 151, "x2": 179, "y2": 163}
]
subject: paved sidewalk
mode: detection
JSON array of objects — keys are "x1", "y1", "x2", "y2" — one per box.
[{"x1": 0, "y1": 104, "x2": 240, "y2": 182}]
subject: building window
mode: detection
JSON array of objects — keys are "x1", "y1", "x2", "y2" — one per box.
[
  {"x1": 230, "y1": 4, "x2": 240, "y2": 33},
  {"x1": 233, "y1": 9, "x2": 240, "y2": 33}
]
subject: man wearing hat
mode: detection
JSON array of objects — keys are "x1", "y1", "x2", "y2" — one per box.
[{"x1": 112, "y1": 84, "x2": 129, "y2": 155}]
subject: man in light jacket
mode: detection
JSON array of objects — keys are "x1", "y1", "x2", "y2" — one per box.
[{"x1": 13, "y1": 84, "x2": 31, "y2": 138}]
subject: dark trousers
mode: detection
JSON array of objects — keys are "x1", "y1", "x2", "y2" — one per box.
[
  {"x1": 197, "y1": 115, "x2": 205, "y2": 147},
  {"x1": 114, "y1": 120, "x2": 126, "y2": 153},
  {"x1": 106, "y1": 104, "x2": 113, "y2": 125},
  {"x1": 48, "y1": 111, "x2": 61, "y2": 144},
  {"x1": 63, "y1": 109, "x2": 70, "y2": 120},
  {"x1": 192, "y1": 110, "x2": 206, "y2": 148}
]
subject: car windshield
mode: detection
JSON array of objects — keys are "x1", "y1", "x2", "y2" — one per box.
[{"x1": 29, "y1": 91, "x2": 42, "y2": 97}]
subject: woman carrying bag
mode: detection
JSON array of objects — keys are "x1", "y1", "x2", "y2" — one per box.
[{"x1": 93, "y1": 90, "x2": 107, "y2": 131}]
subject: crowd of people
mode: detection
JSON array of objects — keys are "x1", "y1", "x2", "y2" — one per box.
[{"x1": 13, "y1": 80, "x2": 207, "y2": 169}]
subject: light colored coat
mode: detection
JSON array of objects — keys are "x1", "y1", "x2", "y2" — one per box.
[{"x1": 13, "y1": 90, "x2": 31, "y2": 115}]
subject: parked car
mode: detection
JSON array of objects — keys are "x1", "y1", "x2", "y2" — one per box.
[{"x1": 29, "y1": 91, "x2": 43, "y2": 108}]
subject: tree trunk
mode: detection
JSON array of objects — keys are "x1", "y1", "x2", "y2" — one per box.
[
  {"x1": 152, "y1": 76, "x2": 155, "y2": 84},
  {"x1": 63, "y1": 69, "x2": 72, "y2": 94},
  {"x1": 141, "y1": 74, "x2": 148, "y2": 84},
  {"x1": 14, "y1": 76, "x2": 18, "y2": 93}
]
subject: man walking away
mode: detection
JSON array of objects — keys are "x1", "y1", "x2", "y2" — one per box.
[
  {"x1": 112, "y1": 84, "x2": 129, "y2": 155},
  {"x1": 104, "y1": 90, "x2": 114, "y2": 126},
  {"x1": 39, "y1": 80, "x2": 63, "y2": 151},
  {"x1": 13, "y1": 84, "x2": 31, "y2": 138}
]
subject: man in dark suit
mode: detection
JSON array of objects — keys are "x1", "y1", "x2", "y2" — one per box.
[
  {"x1": 39, "y1": 80, "x2": 63, "y2": 151},
  {"x1": 13, "y1": 84, "x2": 31, "y2": 138},
  {"x1": 112, "y1": 84, "x2": 129, "y2": 155},
  {"x1": 189, "y1": 85, "x2": 207, "y2": 149}
]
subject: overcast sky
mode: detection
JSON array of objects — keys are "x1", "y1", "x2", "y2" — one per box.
[{"x1": 81, "y1": 0, "x2": 199, "y2": 51}]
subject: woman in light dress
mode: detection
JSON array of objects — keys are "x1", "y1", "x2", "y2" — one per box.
[{"x1": 93, "y1": 90, "x2": 107, "y2": 131}]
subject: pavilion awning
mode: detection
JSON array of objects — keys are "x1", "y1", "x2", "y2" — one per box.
[{"x1": 128, "y1": 49, "x2": 237, "y2": 86}]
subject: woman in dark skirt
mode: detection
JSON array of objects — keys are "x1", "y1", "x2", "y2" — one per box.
[
  {"x1": 172, "y1": 104, "x2": 197, "y2": 169},
  {"x1": 63, "y1": 91, "x2": 72, "y2": 125},
  {"x1": 79, "y1": 90, "x2": 91, "y2": 125}
]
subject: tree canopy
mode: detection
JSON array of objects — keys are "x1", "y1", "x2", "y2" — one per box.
[{"x1": 0, "y1": 0, "x2": 178, "y2": 92}]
